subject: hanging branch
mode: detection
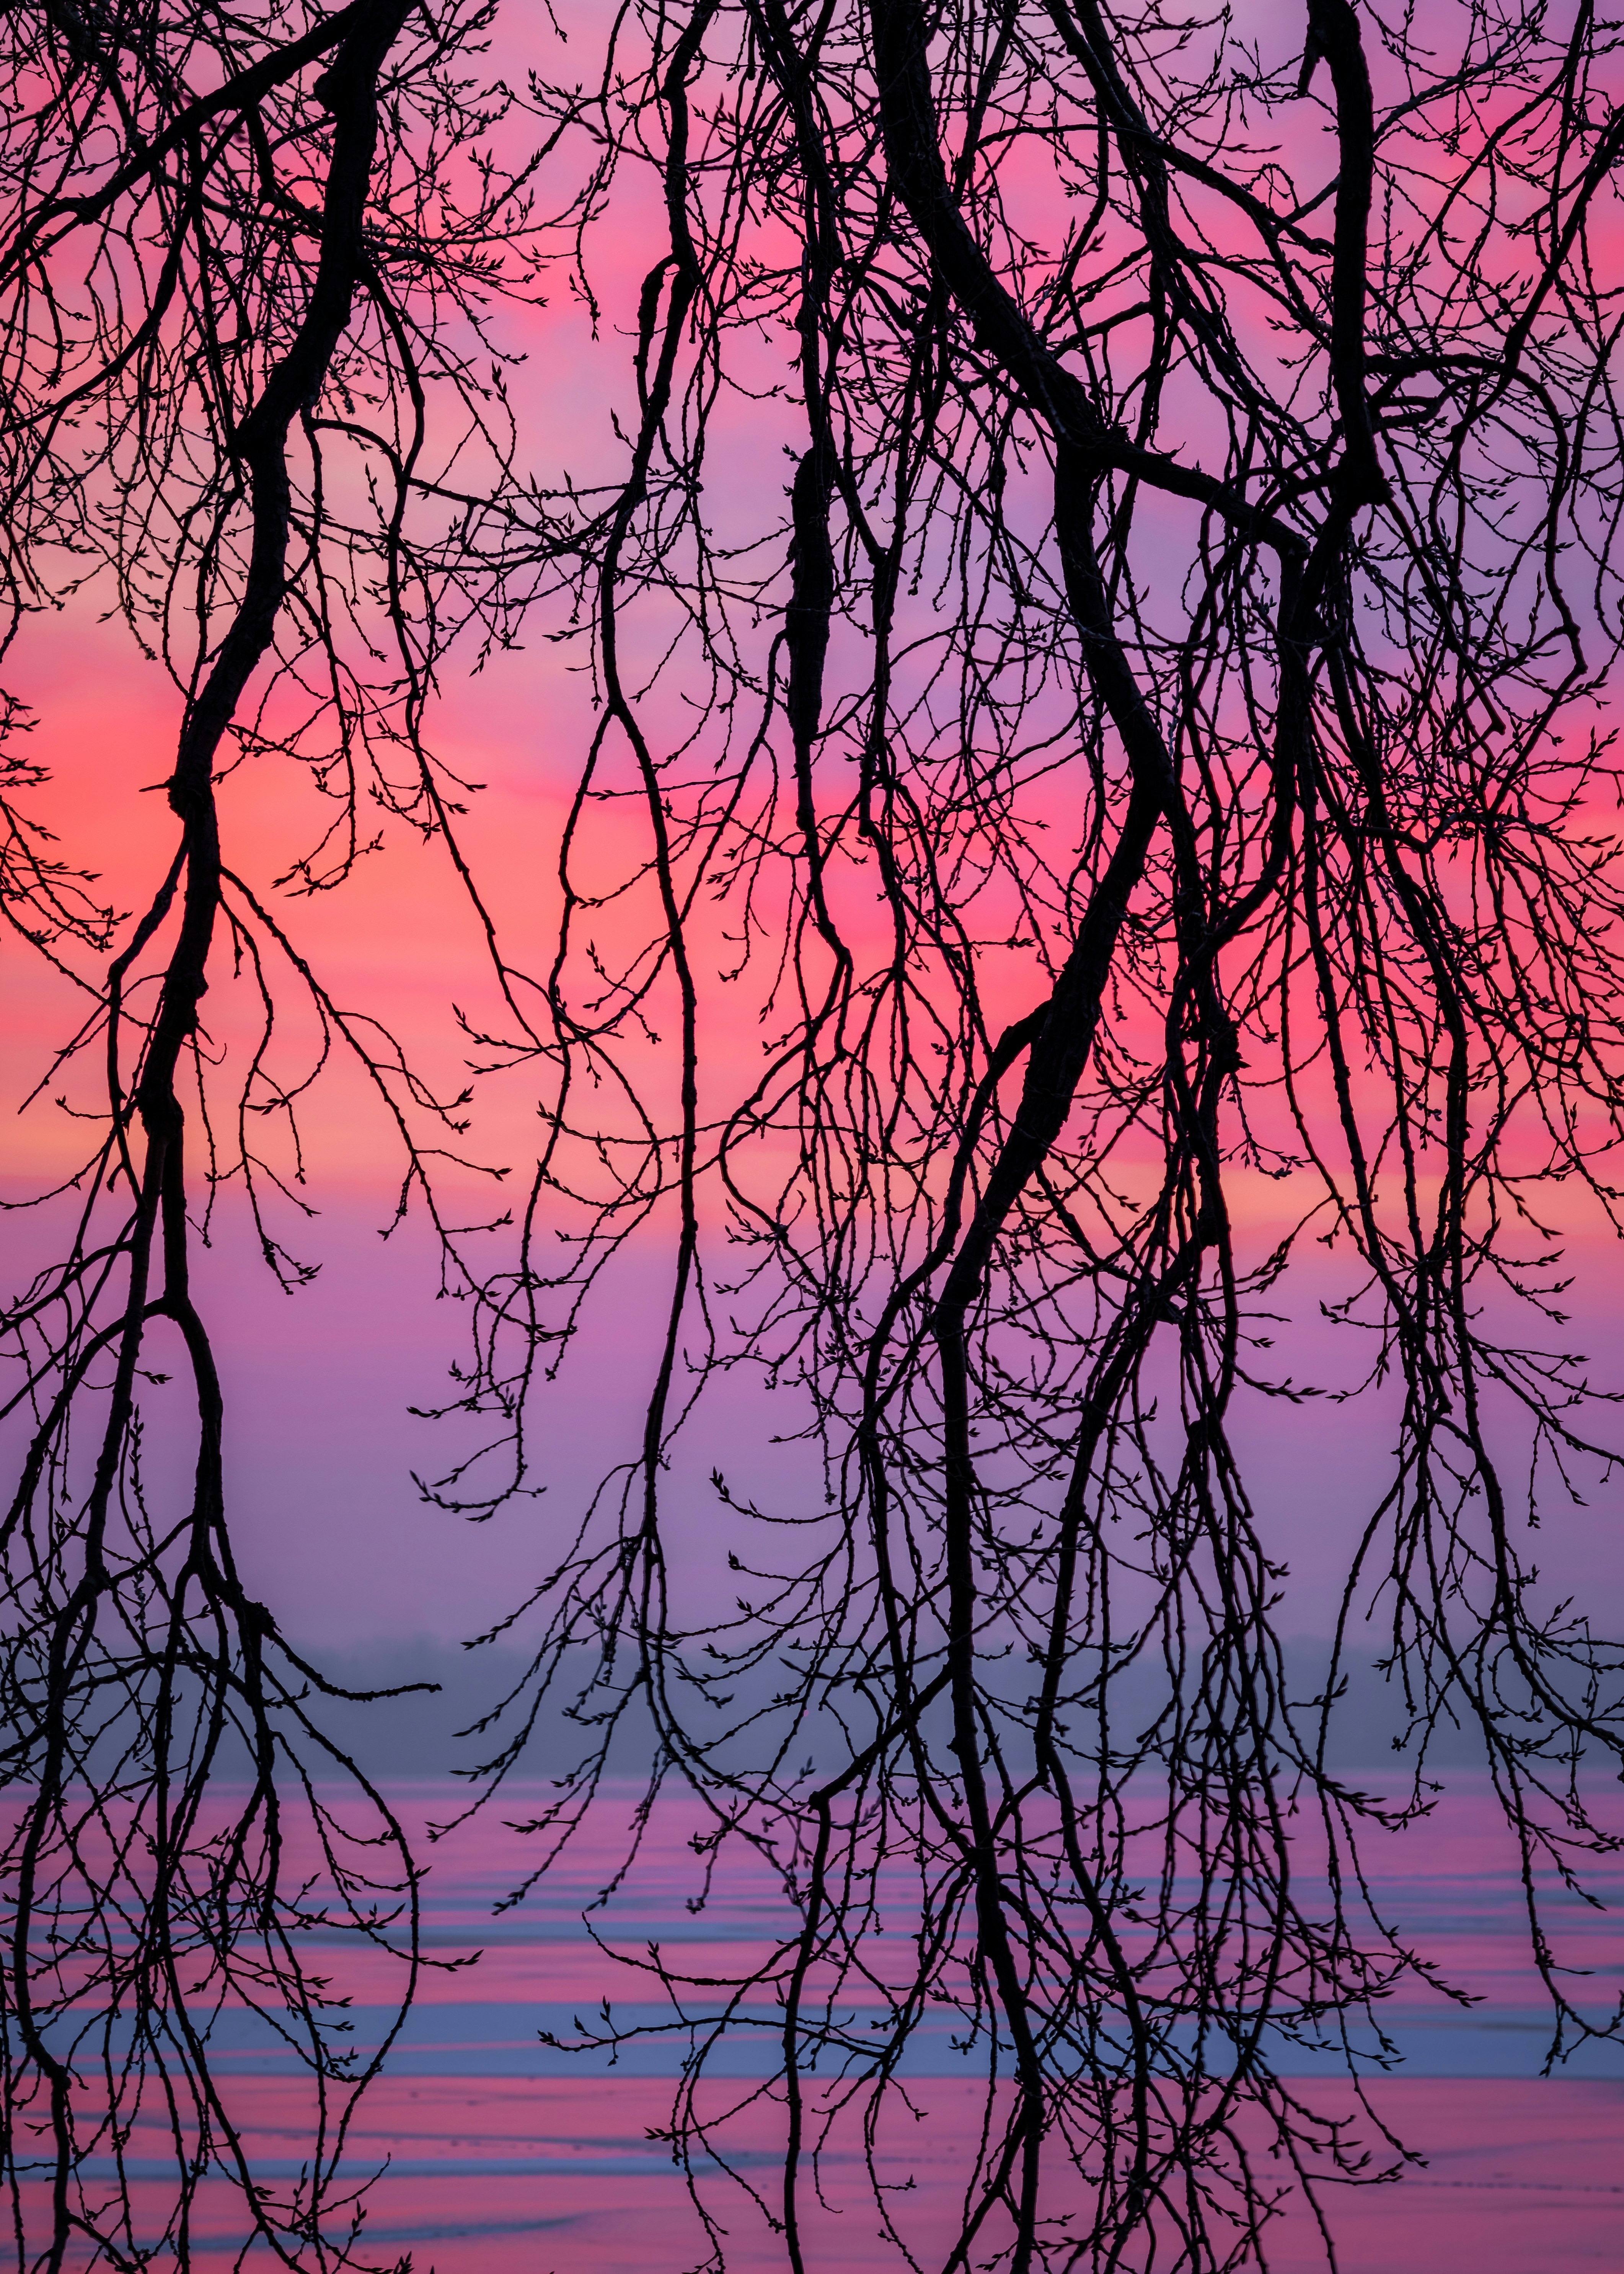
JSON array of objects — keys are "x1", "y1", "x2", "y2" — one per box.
[
  {"x1": 447, "y1": 0, "x2": 1624, "y2": 2267},
  {"x1": 0, "y1": 3, "x2": 572, "y2": 2264}
]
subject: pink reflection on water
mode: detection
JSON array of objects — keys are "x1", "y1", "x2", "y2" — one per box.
[
  {"x1": 46, "y1": 2075, "x2": 1618, "y2": 2270},
  {"x1": 347, "y1": 2075, "x2": 1624, "y2": 2272},
  {"x1": 29, "y1": 1776, "x2": 1624, "y2": 2267}
]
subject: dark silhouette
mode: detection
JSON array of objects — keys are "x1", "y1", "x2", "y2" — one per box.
[
  {"x1": 3, "y1": 0, "x2": 1623, "y2": 2268},
  {"x1": 0, "y1": 4, "x2": 556, "y2": 2265}
]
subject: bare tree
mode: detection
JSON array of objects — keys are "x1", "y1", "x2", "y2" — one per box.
[
  {"x1": 5, "y1": 0, "x2": 1624, "y2": 2269},
  {"x1": 438, "y1": 0, "x2": 1624, "y2": 2268},
  {"x1": 0, "y1": 2, "x2": 566, "y2": 2264}
]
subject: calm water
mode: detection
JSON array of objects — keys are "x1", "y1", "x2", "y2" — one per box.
[{"x1": 51, "y1": 1777, "x2": 1624, "y2": 2269}]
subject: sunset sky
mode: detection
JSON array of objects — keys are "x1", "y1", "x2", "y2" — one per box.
[
  {"x1": 11, "y1": 558, "x2": 1624, "y2": 1654},
  {"x1": 5, "y1": 0, "x2": 1623, "y2": 1660}
]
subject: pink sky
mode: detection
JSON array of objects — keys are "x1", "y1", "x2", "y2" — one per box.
[{"x1": 10, "y1": 592, "x2": 1622, "y2": 1651}]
